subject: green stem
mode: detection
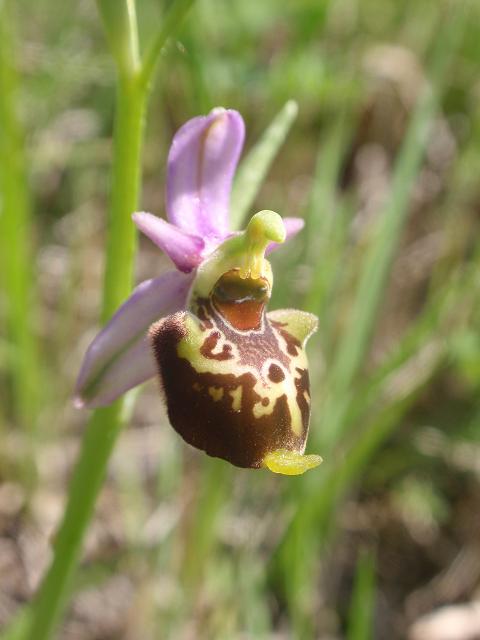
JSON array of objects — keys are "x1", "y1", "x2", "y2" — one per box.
[
  {"x1": 26, "y1": 0, "x2": 195, "y2": 634},
  {"x1": 0, "y1": 0, "x2": 39, "y2": 433},
  {"x1": 25, "y1": 403, "x2": 124, "y2": 639},
  {"x1": 95, "y1": 0, "x2": 140, "y2": 78},
  {"x1": 102, "y1": 76, "x2": 146, "y2": 322},
  {"x1": 26, "y1": 76, "x2": 147, "y2": 639}
]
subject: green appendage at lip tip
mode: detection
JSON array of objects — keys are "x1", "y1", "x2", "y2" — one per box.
[{"x1": 263, "y1": 449, "x2": 323, "y2": 475}]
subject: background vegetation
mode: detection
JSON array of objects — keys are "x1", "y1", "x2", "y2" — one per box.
[{"x1": 1, "y1": 0, "x2": 479, "y2": 638}]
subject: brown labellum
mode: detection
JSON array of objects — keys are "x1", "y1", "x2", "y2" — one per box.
[{"x1": 150, "y1": 270, "x2": 317, "y2": 470}]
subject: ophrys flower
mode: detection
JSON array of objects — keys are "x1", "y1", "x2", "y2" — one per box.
[{"x1": 75, "y1": 108, "x2": 321, "y2": 475}]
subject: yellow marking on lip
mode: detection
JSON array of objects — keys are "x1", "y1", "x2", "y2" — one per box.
[
  {"x1": 253, "y1": 395, "x2": 275, "y2": 418},
  {"x1": 208, "y1": 386, "x2": 224, "y2": 402},
  {"x1": 177, "y1": 313, "x2": 309, "y2": 436},
  {"x1": 229, "y1": 386, "x2": 243, "y2": 412}
]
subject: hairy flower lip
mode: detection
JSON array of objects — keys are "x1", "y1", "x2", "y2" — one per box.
[{"x1": 75, "y1": 108, "x2": 306, "y2": 409}]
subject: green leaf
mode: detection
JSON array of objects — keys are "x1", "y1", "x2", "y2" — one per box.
[
  {"x1": 230, "y1": 100, "x2": 298, "y2": 230},
  {"x1": 347, "y1": 550, "x2": 376, "y2": 640},
  {"x1": 320, "y1": 6, "x2": 467, "y2": 449},
  {"x1": 0, "y1": 606, "x2": 33, "y2": 640}
]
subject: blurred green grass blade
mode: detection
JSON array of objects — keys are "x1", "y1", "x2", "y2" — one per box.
[
  {"x1": 271, "y1": 7, "x2": 468, "y2": 621},
  {"x1": 345, "y1": 272, "x2": 463, "y2": 427},
  {"x1": 304, "y1": 106, "x2": 354, "y2": 265},
  {"x1": 271, "y1": 351, "x2": 443, "y2": 627},
  {"x1": 0, "y1": 606, "x2": 33, "y2": 640},
  {"x1": 320, "y1": 6, "x2": 467, "y2": 448},
  {"x1": 230, "y1": 100, "x2": 298, "y2": 230},
  {"x1": 275, "y1": 240, "x2": 476, "y2": 573},
  {"x1": 347, "y1": 550, "x2": 376, "y2": 640},
  {"x1": 270, "y1": 256, "x2": 476, "y2": 625},
  {"x1": 181, "y1": 458, "x2": 231, "y2": 588},
  {"x1": 0, "y1": 0, "x2": 40, "y2": 430},
  {"x1": 271, "y1": 503, "x2": 321, "y2": 640},
  {"x1": 271, "y1": 237, "x2": 475, "y2": 603},
  {"x1": 180, "y1": 24, "x2": 213, "y2": 114},
  {"x1": 303, "y1": 107, "x2": 356, "y2": 347},
  {"x1": 239, "y1": 563, "x2": 272, "y2": 636},
  {"x1": 139, "y1": 0, "x2": 195, "y2": 90}
]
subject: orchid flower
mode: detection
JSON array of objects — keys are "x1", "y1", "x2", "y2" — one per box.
[{"x1": 75, "y1": 108, "x2": 321, "y2": 475}]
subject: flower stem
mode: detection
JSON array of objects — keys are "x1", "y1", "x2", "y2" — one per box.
[
  {"x1": 26, "y1": 16, "x2": 147, "y2": 640},
  {"x1": 25, "y1": 403, "x2": 125, "y2": 639},
  {"x1": 25, "y1": 1, "x2": 195, "y2": 634},
  {"x1": 102, "y1": 75, "x2": 146, "y2": 322}
]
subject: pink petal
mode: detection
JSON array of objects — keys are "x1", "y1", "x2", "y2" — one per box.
[
  {"x1": 78, "y1": 337, "x2": 157, "y2": 408},
  {"x1": 266, "y1": 217, "x2": 305, "y2": 254},
  {"x1": 133, "y1": 212, "x2": 204, "y2": 272},
  {"x1": 166, "y1": 108, "x2": 245, "y2": 243},
  {"x1": 75, "y1": 270, "x2": 193, "y2": 408}
]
